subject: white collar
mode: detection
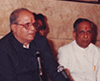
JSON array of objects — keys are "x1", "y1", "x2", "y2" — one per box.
[
  {"x1": 23, "y1": 44, "x2": 30, "y2": 49},
  {"x1": 74, "y1": 40, "x2": 91, "y2": 51}
]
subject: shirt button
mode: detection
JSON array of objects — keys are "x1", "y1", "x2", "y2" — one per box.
[{"x1": 29, "y1": 62, "x2": 32, "y2": 64}]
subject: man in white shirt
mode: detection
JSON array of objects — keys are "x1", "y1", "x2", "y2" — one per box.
[{"x1": 57, "y1": 18, "x2": 100, "y2": 81}]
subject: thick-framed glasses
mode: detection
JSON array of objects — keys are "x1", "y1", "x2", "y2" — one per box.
[{"x1": 14, "y1": 22, "x2": 40, "y2": 30}]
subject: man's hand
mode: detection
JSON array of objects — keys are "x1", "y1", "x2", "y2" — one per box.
[{"x1": 65, "y1": 69, "x2": 74, "y2": 81}]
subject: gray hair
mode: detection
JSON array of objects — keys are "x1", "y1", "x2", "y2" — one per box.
[{"x1": 10, "y1": 8, "x2": 31, "y2": 26}]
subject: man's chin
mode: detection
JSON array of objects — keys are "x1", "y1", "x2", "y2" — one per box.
[
  {"x1": 27, "y1": 36, "x2": 35, "y2": 41},
  {"x1": 82, "y1": 43, "x2": 90, "y2": 48}
]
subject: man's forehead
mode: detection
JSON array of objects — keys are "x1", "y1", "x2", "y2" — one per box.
[
  {"x1": 78, "y1": 22, "x2": 91, "y2": 29},
  {"x1": 17, "y1": 11, "x2": 35, "y2": 22},
  {"x1": 19, "y1": 10, "x2": 33, "y2": 17}
]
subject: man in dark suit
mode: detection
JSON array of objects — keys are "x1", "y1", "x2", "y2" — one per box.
[{"x1": 0, "y1": 8, "x2": 71, "y2": 81}]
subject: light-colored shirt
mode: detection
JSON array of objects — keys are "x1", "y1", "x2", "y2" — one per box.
[{"x1": 57, "y1": 40, "x2": 100, "y2": 81}]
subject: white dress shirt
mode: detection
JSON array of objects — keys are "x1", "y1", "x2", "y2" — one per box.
[{"x1": 57, "y1": 40, "x2": 100, "y2": 81}]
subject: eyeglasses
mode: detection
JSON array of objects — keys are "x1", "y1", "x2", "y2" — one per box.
[{"x1": 14, "y1": 22, "x2": 40, "y2": 30}]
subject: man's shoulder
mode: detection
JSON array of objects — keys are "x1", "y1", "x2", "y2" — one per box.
[
  {"x1": 58, "y1": 41, "x2": 74, "y2": 51},
  {"x1": 31, "y1": 33, "x2": 48, "y2": 50},
  {"x1": 34, "y1": 33, "x2": 47, "y2": 43},
  {"x1": 0, "y1": 32, "x2": 12, "y2": 48},
  {"x1": 90, "y1": 43, "x2": 100, "y2": 51}
]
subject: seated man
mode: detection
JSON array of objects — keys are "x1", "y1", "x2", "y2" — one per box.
[
  {"x1": 57, "y1": 18, "x2": 100, "y2": 81},
  {"x1": 0, "y1": 8, "x2": 71, "y2": 81}
]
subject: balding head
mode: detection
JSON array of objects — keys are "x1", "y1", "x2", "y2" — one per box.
[{"x1": 10, "y1": 8, "x2": 33, "y2": 26}]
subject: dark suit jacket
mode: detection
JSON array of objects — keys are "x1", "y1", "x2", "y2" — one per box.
[{"x1": 0, "y1": 32, "x2": 68, "y2": 81}]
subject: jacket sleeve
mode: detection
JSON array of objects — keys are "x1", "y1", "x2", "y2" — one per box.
[{"x1": 57, "y1": 47, "x2": 70, "y2": 69}]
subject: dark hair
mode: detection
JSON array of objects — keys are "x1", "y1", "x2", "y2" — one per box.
[
  {"x1": 35, "y1": 13, "x2": 46, "y2": 30},
  {"x1": 73, "y1": 18, "x2": 93, "y2": 33},
  {"x1": 10, "y1": 8, "x2": 30, "y2": 26},
  {"x1": 32, "y1": 13, "x2": 37, "y2": 19}
]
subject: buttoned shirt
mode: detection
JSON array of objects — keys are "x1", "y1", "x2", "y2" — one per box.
[{"x1": 57, "y1": 40, "x2": 100, "y2": 81}]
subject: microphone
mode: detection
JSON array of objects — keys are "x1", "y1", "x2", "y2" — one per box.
[
  {"x1": 57, "y1": 66, "x2": 71, "y2": 81},
  {"x1": 36, "y1": 51, "x2": 43, "y2": 81}
]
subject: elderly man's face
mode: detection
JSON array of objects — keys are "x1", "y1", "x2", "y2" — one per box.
[
  {"x1": 11, "y1": 10, "x2": 37, "y2": 44},
  {"x1": 73, "y1": 21, "x2": 92, "y2": 48}
]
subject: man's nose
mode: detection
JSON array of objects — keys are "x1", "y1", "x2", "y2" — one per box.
[
  {"x1": 84, "y1": 33, "x2": 88, "y2": 38},
  {"x1": 30, "y1": 24, "x2": 36, "y2": 31}
]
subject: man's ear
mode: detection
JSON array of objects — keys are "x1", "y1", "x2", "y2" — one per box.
[
  {"x1": 11, "y1": 24, "x2": 17, "y2": 33},
  {"x1": 73, "y1": 31, "x2": 76, "y2": 39}
]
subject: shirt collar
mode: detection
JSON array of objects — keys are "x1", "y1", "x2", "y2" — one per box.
[
  {"x1": 23, "y1": 44, "x2": 30, "y2": 49},
  {"x1": 74, "y1": 40, "x2": 91, "y2": 51}
]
